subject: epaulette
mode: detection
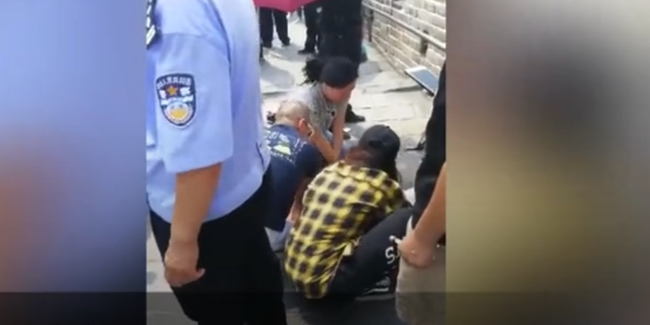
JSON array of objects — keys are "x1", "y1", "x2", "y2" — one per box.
[{"x1": 146, "y1": 0, "x2": 158, "y2": 48}]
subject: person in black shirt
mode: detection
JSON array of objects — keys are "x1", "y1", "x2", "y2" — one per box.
[
  {"x1": 318, "y1": 0, "x2": 366, "y2": 123},
  {"x1": 411, "y1": 62, "x2": 446, "y2": 236},
  {"x1": 265, "y1": 101, "x2": 322, "y2": 251},
  {"x1": 394, "y1": 62, "x2": 446, "y2": 325}
]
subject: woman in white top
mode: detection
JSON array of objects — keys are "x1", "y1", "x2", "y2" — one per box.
[{"x1": 287, "y1": 56, "x2": 359, "y2": 163}]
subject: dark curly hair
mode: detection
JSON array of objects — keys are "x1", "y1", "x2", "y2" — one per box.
[{"x1": 302, "y1": 56, "x2": 359, "y2": 88}]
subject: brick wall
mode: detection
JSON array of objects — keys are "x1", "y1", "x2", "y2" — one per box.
[{"x1": 363, "y1": 0, "x2": 446, "y2": 75}]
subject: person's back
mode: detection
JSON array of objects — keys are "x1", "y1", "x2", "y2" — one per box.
[
  {"x1": 284, "y1": 160, "x2": 403, "y2": 298},
  {"x1": 147, "y1": 0, "x2": 267, "y2": 218},
  {"x1": 285, "y1": 126, "x2": 412, "y2": 300},
  {"x1": 265, "y1": 120, "x2": 321, "y2": 249},
  {"x1": 321, "y1": 0, "x2": 362, "y2": 23}
]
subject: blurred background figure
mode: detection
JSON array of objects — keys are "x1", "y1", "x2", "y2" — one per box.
[
  {"x1": 318, "y1": 0, "x2": 365, "y2": 123},
  {"x1": 259, "y1": 7, "x2": 290, "y2": 48},
  {"x1": 298, "y1": 1, "x2": 321, "y2": 55},
  {"x1": 257, "y1": 7, "x2": 264, "y2": 61},
  {"x1": 0, "y1": 143, "x2": 57, "y2": 291},
  {"x1": 291, "y1": 7, "x2": 303, "y2": 21}
]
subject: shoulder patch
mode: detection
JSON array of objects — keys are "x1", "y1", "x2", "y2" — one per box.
[
  {"x1": 146, "y1": 0, "x2": 158, "y2": 47},
  {"x1": 155, "y1": 74, "x2": 196, "y2": 128}
]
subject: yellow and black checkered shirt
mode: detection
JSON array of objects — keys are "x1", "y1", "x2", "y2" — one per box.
[{"x1": 284, "y1": 161, "x2": 404, "y2": 298}]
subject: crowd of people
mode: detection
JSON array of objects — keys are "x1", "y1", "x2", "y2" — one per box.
[
  {"x1": 258, "y1": 0, "x2": 367, "y2": 124},
  {"x1": 258, "y1": 4, "x2": 367, "y2": 60},
  {"x1": 146, "y1": 0, "x2": 446, "y2": 324}
]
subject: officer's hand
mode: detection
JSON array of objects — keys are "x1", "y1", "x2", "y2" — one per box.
[{"x1": 163, "y1": 238, "x2": 205, "y2": 287}]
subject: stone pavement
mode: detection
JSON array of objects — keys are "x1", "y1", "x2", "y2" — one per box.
[{"x1": 147, "y1": 17, "x2": 433, "y2": 325}]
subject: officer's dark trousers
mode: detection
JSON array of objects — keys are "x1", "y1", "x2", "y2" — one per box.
[
  {"x1": 150, "y1": 170, "x2": 288, "y2": 325},
  {"x1": 259, "y1": 8, "x2": 290, "y2": 44},
  {"x1": 324, "y1": 207, "x2": 411, "y2": 298},
  {"x1": 303, "y1": 2, "x2": 321, "y2": 51},
  {"x1": 319, "y1": 16, "x2": 363, "y2": 65}
]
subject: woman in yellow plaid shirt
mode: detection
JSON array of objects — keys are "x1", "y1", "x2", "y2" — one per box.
[{"x1": 284, "y1": 125, "x2": 413, "y2": 300}]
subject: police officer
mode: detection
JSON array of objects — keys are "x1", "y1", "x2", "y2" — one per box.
[
  {"x1": 319, "y1": 0, "x2": 366, "y2": 123},
  {"x1": 146, "y1": 0, "x2": 287, "y2": 324}
]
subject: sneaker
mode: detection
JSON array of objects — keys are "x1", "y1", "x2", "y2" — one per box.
[
  {"x1": 281, "y1": 39, "x2": 291, "y2": 47},
  {"x1": 261, "y1": 42, "x2": 272, "y2": 49},
  {"x1": 357, "y1": 276, "x2": 395, "y2": 301},
  {"x1": 364, "y1": 276, "x2": 392, "y2": 295}
]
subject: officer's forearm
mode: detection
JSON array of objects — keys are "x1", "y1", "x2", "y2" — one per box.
[
  {"x1": 413, "y1": 163, "x2": 446, "y2": 245},
  {"x1": 171, "y1": 164, "x2": 222, "y2": 242}
]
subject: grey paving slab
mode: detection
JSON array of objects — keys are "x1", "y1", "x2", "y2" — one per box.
[{"x1": 147, "y1": 17, "x2": 433, "y2": 325}]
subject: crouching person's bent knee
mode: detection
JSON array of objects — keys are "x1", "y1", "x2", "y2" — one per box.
[{"x1": 396, "y1": 218, "x2": 446, "y2": 325}]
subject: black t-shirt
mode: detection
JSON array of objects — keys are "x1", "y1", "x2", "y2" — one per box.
[
  {"x1": 320, "y1": 0, "x2": 363, "y2": 25},
  {"x1": 412, "y1": 62, "x2": 446, "y2": 244},
  {"x1": 265, "y1": 125, "x2": 322, "y2": 231}
]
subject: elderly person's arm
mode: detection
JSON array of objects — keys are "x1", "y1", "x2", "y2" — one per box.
[{"x1": 288, "y1": 179, "x2": 310, "y2": 223}]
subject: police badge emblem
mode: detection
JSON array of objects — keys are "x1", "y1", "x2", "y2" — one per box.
[{"x1": 156, "y1": 74, "x2": 197, "y2": 127}]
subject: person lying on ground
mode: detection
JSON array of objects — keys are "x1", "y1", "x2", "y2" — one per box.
[
  {"x1": 264, "y1": 101, "x2": 323, "y2": 251},
  {"x1": 284, "y1": 125, "x2": 412, "y2": 300}
]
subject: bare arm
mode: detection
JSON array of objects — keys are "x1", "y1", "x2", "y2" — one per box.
[
  {"x1": 330, "y1": 105, "x2": 347, "y2": 156},
  {"x1": 171, "y1": 164, "x2": 222, "y2": 241},
  {"x1": 412, "y1": 163, "x2": 446, "y2": 245},
  {"x1": 312, "y1": 134, "x2": 339, "y2": 163},
  {"x1": 311, "y1": 105, "x2": 346, "y2": 163},
  {"x1": 288, "y1": 178, "x2": 310, "y2": 223}
]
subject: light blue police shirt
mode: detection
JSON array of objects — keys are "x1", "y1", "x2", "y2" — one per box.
[{"x1": 146, "y1": 0, "x2": 269, "y2": 223}]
